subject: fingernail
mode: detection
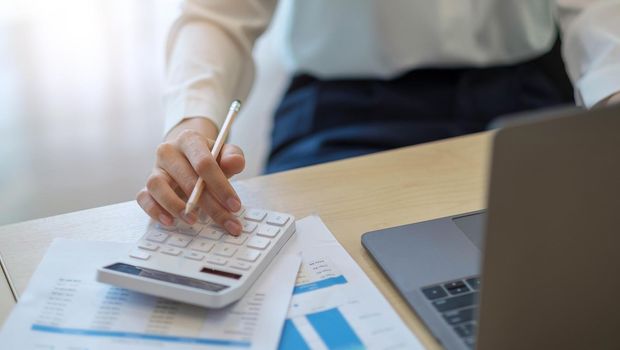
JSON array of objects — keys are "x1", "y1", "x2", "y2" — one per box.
[
  {"x1": 159, "y1": 214, "x2": 173, "y2": 226},
  {"x1": 224, "y1": 219, "x2": 241, "y2": 236},
  {"x1": 226, "y1": 198, "x2": 241, "y2": 212},
  {"x1": 183, "y1": 212, "x2": 197, "y2": 224}
]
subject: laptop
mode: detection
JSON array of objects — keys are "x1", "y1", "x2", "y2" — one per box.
[{"x1": 362, "y1": 105, "x2": 620, "y2": 350}]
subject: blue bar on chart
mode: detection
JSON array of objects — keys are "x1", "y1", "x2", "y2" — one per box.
[
  {"x1": 278, "y1": 319, "x2": 310, "y2": 350},
  {"x1": 306, "y1": 308, "x2": 364, "y2": 349},
  {"x1": 293, "y1": 275, "x2": 348, "y2": 295},
  {"x1": 31, "y1": 324, "x2": 252, "y2": 348}
]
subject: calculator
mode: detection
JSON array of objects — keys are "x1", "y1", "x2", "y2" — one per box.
[{"x1": 96, "y1": 207, "x2": 295, "y2": 308}]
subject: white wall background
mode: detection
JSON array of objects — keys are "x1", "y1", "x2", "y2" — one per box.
[{"x1": 0, "y1": 0, "x2": 289, "y2": 225}]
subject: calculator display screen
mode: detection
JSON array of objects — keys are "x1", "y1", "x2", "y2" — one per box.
[{"x1": 104, "y1": 263, "x2": 229, "y2": 292}]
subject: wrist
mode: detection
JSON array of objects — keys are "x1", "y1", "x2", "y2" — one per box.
[{"x1": 166, "y1": 117, "x2": 219, "y2": 142}]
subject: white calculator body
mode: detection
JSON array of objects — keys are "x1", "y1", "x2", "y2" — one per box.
[{"x1": 96, "y1": 208, "x2": 295, "y2": 308}]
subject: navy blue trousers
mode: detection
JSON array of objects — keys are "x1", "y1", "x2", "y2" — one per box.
[{"x1": 266, "y1": 40, "x2": 574, "y2": 173}]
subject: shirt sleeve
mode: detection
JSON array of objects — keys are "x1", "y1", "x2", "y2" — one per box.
[
  {"x1": 164, "y1": 0, "x2": 277, "y2": 135},
  {"x1": 556, "y1": 0, "x2": 620, "y2": 107}
]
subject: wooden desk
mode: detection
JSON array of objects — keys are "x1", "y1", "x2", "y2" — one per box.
[{"x1": 0, "y1": 132, "x2": 491, "y2": 348}]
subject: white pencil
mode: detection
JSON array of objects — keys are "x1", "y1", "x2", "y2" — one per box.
[{"x1": 184, "y1": 100, "x2": 242, "y2": 216}]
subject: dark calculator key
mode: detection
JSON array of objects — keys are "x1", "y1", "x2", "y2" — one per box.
[
  {"x1": 443, "y1": 307, "x2": 475, "y2": 325},
  {"x1": 433, "y1": 292, "x2": 478, "y2": 312},
  {"x1": 465, "y1": 277, "x2": 480, "y2": 290},
  {"x1": 421, "y1": 285, "x2": 448, "y2": 300}
]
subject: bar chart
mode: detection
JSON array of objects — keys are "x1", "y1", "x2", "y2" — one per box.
[{"x1": 278, "y1": 253, "x2": 415, "y2": 350}]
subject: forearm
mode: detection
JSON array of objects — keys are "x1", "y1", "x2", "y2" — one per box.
[{"x1": 163, "y1": 0, "x2": 276, "y2": 135}]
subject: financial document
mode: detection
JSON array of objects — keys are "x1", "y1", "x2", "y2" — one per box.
[
  {"x1": 277, "y1": 216, "x2": 423, "y2": 350},
  {"x1": 0, "y1": 239, "x2": 300, "y2": 350}
]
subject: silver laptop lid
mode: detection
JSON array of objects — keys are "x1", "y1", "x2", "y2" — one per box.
[{"x1": 477, "y1": 105, "x2": 620, "y2": 350}]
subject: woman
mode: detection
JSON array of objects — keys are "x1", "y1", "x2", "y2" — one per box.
[{"x1": 137, "y1": 0, "x2": 620, "y2": 235}]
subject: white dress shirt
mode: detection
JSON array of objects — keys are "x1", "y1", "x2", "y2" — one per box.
[{"x1": 164, "y1": 0, "x2": 620, "y2": 133}]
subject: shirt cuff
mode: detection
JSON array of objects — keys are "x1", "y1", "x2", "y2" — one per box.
[
  {"x1": 575, "y1": 63, "x2": 620, "y2": 108},
  {"x1": 163, "y1": 89, "x2": 227, "y2": 136}
]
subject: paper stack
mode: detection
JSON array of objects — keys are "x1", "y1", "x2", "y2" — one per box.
[{"x1": 0, "y1": 216, "x2": 422, "y2": 350}]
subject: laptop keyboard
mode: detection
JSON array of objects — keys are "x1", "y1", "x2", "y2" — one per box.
[{"x1": 421, "y1": 276, "x2": 480, "y2": 349}]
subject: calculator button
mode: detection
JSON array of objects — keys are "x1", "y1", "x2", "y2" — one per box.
[
  {"x1": 247, "y1": 237, "x2": 271, "y2": 250},
  {"x1": 198, "y1": 211, "x2": 212, "y2": 224},
  {"x1": 225, "y1": 234, "x2": 249, "y2": 245},
  {"x1": 129, "y1": 249, "x2": 151, "y2": 260},
  {"x1": 176, "y1": 221, "x2": 192, "y2": 231},
  {"x1": 244, "y1": 209, "x2": 267, "y2": 222},
  {"x1": 184, "y1": 251, "x2": 205, "y2": 261},
  {"x1": 230, "y1": 261, "x2": 251, "y2": 271},
  {"x1": 178, "y1": 224, "x2": 202, "y2": 236},
  {"x1": 257, "y1": 225, "x2": 280, "y2": 238},
  {"x1": 233, "y1": 207, "x2": 246, "y2": 217},
  {"x1": 208, "y1": 223, "x2": 224, "y2": 230},
  {"x1": 146, "y1": 231, "x2": 169, "y2": 243},
  {"x1": 213, "y1": 244, "x2": 238, "y2": 257},
  {"x1": 236, "y1": 249, "x2": 261, "y2": 262},
  {"x1": 137, "y1": 241, "x2": 159, "y2": 251},
  {"x1": 189, "y1": 239, "x2": 215, "y2": 253},
  {"x1": 167, "y1": 235, "x2": 191, "y2": 248},
  {"x1": 241, "y1": 221, "x2": 258, "y2": 233},
  {"x1": 156, "y1": 223, "x2": 177, "y2": 232},
  {"x1": 266, "y1": 213, "x2": 289, "y2": 226},
  {"x1": 199, "y1": 228, "x2": 224, "y2": 241},
  {"x1": 161, "y1": 247, "x2": 182, "y2": 256},
  {"x1": 206, "y1": 256, "x2": 228, "y2": 266}
]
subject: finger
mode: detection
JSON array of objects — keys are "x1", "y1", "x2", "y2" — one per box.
[
  {"x1": 178, "y1": 131, "x2": 241, "y2": 212},
  {"x1": 219, "y1": 144, "x2": 245, "y2": 178},
  {"x1": 199, "y1": 190, "x2": 242, "y2": 235},
  {"x1": 136, "y1": 189, "x2": 174, "y2": 226},
  {"x1": 156, "y1": 145, "x2": 199, "y2": 197},
  {"x1": 146, "y1": 170, "x2": 196, "y2": 224}
]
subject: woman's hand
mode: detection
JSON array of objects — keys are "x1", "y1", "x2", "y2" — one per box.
[{"x1": 137, "y1": 117, "x2": 245, "y2": 235}]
